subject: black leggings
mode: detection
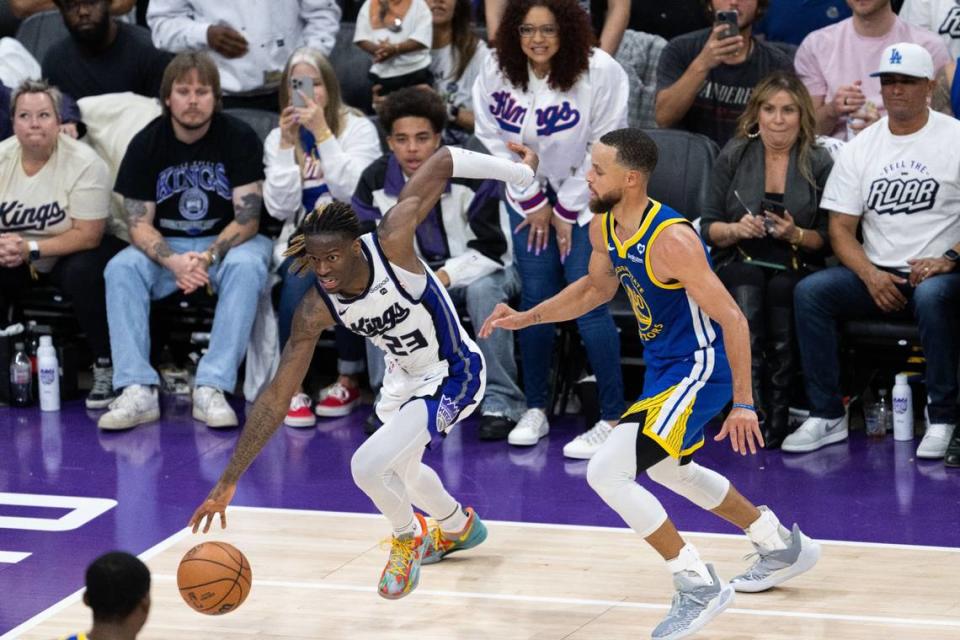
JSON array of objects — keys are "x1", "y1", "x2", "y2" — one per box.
[
  {"x1": 717, "y1": 261, "x2": 801, "y2": 312},
  {"x1": 0, "y1": 235, "x2": 126, "y2": 359}
]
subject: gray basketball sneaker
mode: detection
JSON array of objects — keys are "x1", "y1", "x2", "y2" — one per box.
[
  {"x1": 651, "y1": 564, "x2": 735, "y2": 640},
  {"x1": 730, "y1": 523, "x2": 821, "y2": 593}
]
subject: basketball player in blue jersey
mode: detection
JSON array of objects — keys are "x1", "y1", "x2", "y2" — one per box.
[
  {"x1": 481, "y1": 128, "x2": 820, "y2": 640},
  {"x1": 189, "y1": 143, "x2": 540, "y2": 600}
]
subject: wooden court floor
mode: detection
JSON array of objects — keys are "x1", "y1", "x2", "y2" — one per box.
[{"x1": 19, "y1": 508, "x2": 960, "y2": 639}]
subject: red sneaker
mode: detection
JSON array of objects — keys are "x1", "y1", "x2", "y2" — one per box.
[
  {"x1": 284, "y1": 392, "x2": 316, "y2": 428},
  {"x1": 314, "y1": 382, "x2": 360, "y2": 417}
]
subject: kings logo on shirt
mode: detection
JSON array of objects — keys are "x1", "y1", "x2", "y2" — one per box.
[
  {"x1": 866, "y1": 159, "x2": 940, "y2": 216},
  {"x1": 939, "y1": 6, "x2": 960, "y2": 39}
]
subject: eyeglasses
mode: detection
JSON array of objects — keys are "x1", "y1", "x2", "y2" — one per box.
[
  {"x1": 878, "y1": 75, "x2": 926, "y2": 86},
  {"x1": 518, "y1": 24, "x2": 559, "y2": 39}
]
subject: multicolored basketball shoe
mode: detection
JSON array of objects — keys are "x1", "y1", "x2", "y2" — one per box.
[
  {"x1": 378, "y1": 513, "x2": 430, "y2": 600},
  {"x1": 421, "y1": 507, "x2": 488, "y2": 565}
]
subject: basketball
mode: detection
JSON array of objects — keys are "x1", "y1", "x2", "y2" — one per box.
[{"x1": 177, "y1": 542, "x2": 252, "y2": 615}]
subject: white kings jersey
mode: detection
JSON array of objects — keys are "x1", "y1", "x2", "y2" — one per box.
[{"x1": 315, "y1": 232, "x2": 485, "y2": 385}]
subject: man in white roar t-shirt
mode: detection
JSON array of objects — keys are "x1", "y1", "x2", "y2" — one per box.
[{"x1": 788, "y1": 43, "x2": 960, "y2": 467}]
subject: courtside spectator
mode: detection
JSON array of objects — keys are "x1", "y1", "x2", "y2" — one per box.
[
  {"x1": 701, "y1": 71, "x2": 833, "y2": 449},
  {"x1": 264, "y1": 47, "x2": 381, "y2": 426},
  {"x1": 43, "y1": 0, "x2": 173, "y2": 100},
  {"x1": 473, "y1": 0, "x2": 627, "y2": 456},
  {"x1": 99, "y1": 53, "x2": 272, "y2": 430},
  {"x1": 147, "y1": 0, "x2": 341, "y2": 111},
  {"x1": 789, "y1": 44, "x2": 960, "y2": 464},
  {"x1": 795, "y1": 0, "x2": 950, "y2": 140},
  {"x1": 655, "y1": 0, "x2": 793, "y2": 146},
  {"x1": 901, "y1": 0, "x2": 960, "y2": 58},
  {"x1": 0, "y1": 80, "x2": 124, "y2": 410},
  {"x1": 429, "y1": 0, "x2": 489, "y2": 145}
]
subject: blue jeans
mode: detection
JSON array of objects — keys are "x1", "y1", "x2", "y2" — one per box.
[
  {"x1": 447, "y1": 267, "x2": 525, "y2": 421},
  {"x1": 276, "y1": 256, "x2": 366, "y2": 375},
  {"x1": 509, "y1": 207, "x2": 625, "y2": 420},
  {"x1": 105, "y1": 235, "x2": 272, "y2": 392},
  {"x1": 794, "y1": 265, "x2": 960, "y2": 424}
]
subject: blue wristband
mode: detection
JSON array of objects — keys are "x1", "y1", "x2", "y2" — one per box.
[{"x1": 732, "y1": 402, "x2": 756, "y2": 412}]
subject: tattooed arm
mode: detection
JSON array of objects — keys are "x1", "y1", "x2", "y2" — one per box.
[
  {"x1": 931, "y1": 61, "x2": 955, "y2": 116},
  {"x1": 200, "y1": 181, "x2": 263, "y2": 267},
  {"x1": 189, "y1": 287, "x2": 334, "y2": 532},
  {"x1": 478, "y1": 215, "x2": 619, "y2": 337},
  {"x1": 125, "y1": 197, "x2": 210, "y2": 292}
]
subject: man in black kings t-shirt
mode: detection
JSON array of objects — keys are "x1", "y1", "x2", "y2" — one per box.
[
  {"x1": 99, "y1": 52, "x2": 273, "y2": 432},
  {"x1": 654, "y1": 0, "x2": 793, "y2": 146}
]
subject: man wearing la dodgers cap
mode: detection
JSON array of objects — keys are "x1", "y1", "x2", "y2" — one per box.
[{"x1": 787, "y1": 42, "x2": 960, "y2": 469}]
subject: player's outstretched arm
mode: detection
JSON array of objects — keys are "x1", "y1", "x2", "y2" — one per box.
[
  {"x1": 648, "y1": 223, "x2": 763, "y2": 455},
  {"x1": 378, "y1": 144, "x2": 538, "y2": 267},
  {"x1": 189, "y1": 288, "x2": 333, "y2": 533},
  {"x1": 478, "y1": 216, "x2": 618, "y2": 337}
]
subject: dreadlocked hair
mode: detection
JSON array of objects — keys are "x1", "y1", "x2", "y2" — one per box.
[{"x1": 283, "y1": 201, "x2": 361, "y2": 276}]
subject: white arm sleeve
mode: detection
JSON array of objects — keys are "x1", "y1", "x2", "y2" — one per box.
[{"x1": 448, "y1": 146, "x2": 535, "y2": 189}]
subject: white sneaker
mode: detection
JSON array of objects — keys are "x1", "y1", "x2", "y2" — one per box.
[
  {"x1": 781, "y1": 415, "x2": 848, "y2": 453},
  {"x1": 916, "y1": 423, "x2": 956, "y2": 459},
  {"x1": 562, "y1": 420, "x2": 613, "y2": 459},
  {"x1": 97, "y1": 385, "x2": 160, "y2": 431},
  {"x1": 508, "y1": 408, "x2": 549, "y2": 446},
  {"x1": 193, "y1": 386, "x2": 239, "y2": 428}
]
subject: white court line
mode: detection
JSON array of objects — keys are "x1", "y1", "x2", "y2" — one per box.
[
  {"x1": 5, "y1": 508, "x2": 958, "y2": 639},
  {"x1": 0, "y1": 528, "x2": 192, "y2": 640},
  {"x1": 228, "y1": 506, "x2": 960, "y2": 554},
  {"x1": 0, "y1": 552, "x2": 30, "y2": 564},
  {"x1": 146, "y1": 573, "x2": 960, "y2": 630}
]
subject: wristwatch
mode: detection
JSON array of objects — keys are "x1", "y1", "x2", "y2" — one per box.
[
  {"x1": 205, "y1": 248, "x2": 219, "y2": 266},
  {"x1": 944, "y1": 248, "x2": 959, "y2": 268},
  {"x1": 28, "y1": 240, "x2": 40, "y2": 262}
]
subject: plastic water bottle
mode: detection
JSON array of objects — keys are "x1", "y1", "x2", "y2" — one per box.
[
  {"x1": 9, "y1": 343, "x2": 32, "y2": 407},
  {"x1": 37, "y1": 335, "x2": 60, "y2": 412},
  {"x1": 892, "y1": 373, "x2": 914, "y2": 441},
  {"x1": 874, "y1": 389, "x2": 891, "y2": 438}
]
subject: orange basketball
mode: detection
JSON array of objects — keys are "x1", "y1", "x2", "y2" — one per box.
[{"x1": 177, "y1": 542, "x2": 252, "y2": 615}]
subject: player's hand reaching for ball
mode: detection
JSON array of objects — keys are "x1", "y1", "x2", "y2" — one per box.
[
  {"x1": 714, "y1": 406, "x2": 763, "y2": 455},
  {"x1": 190, "y1": 482, "x2": 237, "y2": 533}
]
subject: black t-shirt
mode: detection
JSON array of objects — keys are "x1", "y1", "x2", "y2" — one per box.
[
  {"x1": 41, "y1": 22, "x2": 173, "y2": 100},
  {"x1": 657, "y1": 28, "x2": 794, "y2": 147},
  {"x1": 115, "y1": 112, "x2": 264, "y2": 238},
  {"x1": 624, "y1": 0, "x2": 711, "y2": 41}
]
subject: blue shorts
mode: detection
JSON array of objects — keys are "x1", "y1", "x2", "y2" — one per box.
[{"x1": 622, "y1": 352, "x2": 732, "y2": 458}]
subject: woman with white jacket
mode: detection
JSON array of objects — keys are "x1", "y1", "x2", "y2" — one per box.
[
  {"x1": 473, "y1": 0, "x2": 628, "y2": 458},
  {"x1": 264, "y1": 47, "x2": 381, "y2": 427}
]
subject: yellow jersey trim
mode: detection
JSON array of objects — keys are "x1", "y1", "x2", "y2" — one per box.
[
  {"x1": 644, "y1": 218, "x2": 687, "y2": 290},
  {"x1": 622, "y1": 384, "x2": 704, "y2": 458},
  {"x1": 610, "y1": 199, "x2": 663, "y2": 259}
]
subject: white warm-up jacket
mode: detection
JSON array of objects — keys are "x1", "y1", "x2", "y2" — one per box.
[{"x1": 472, "y1": 48, "x2": 628, "y2": 226}]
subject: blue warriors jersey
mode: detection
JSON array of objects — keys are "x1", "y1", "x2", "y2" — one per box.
[{"x1": 602, "y1": 199, "x2": 732, "y2": 457}]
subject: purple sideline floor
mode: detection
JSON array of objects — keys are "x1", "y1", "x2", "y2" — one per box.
[{"x1": 1, "y1": 395, "x2": 959, "y2": 635}]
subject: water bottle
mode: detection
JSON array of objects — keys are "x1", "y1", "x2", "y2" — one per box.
[
  {"x1": 9, "y1": 343, "x2": 32, "y2": 407},
  {"x1": 37, "y1": 336, "x2": 60, "y2": 411},
  {"x1": 874, "y1": 389, "x2": 891, "y2": 438},
  {"x1": 892, "y1": 373, "x2": 914, "y2": 441}
]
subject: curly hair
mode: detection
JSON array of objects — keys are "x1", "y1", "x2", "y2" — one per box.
[
  {"x1": 283, "y1": 201, "x2": 361, "y2": 276},
  {"x1": 380, "y1": 86, "x2": 447, "y2": 134},
  {"x1": 493, "y1": 0, "x2": 594, "y2": 93}
]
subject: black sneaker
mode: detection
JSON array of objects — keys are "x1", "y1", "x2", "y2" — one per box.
[
  {"x1": 945, "y1": 430, "x2": 960, "y2": 468},
  {"x1": 478, "y1": 414, "x2": 515, "y2": 441},
  {"x1": 364, "y1": 410, "x2": 383, "y2": 435},
  {"x1": 85, "y1": 358, "x2": 116, "y2": 409}
]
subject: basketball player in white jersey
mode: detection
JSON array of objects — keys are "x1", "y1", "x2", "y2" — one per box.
[{"x1": 189, "y1": 142, "x2": 539, "y2": 600}]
